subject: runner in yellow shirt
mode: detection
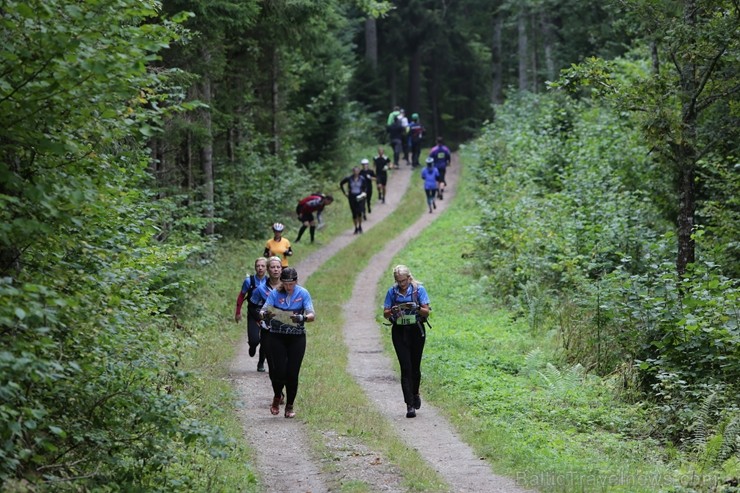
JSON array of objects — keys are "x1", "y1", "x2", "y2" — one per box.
[{"x1": 263, "y1": 223, "x2": 293, "y2": 267}]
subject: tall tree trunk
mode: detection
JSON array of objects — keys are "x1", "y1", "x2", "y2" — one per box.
[
  {"x1": 491, "y1": 14, "x2": 504, "y2": 104},
  {"x1": 408, "y1": 44, "x2": 422, "y2": 113},
  {"x1": 676, "y1": 144, "x2": 696, "y2": 275},
  {"x1": 530, "y1": 13, "x2": 538, "y2": 92},
  {"x1": 227, "y1": 127, "x2": 235, "y2": 163},
  {"x1": 675, "y1": 0, "x2": 698, "y2": 275},
  {"x1": 186, "y1": 130, "x2": 193, "y2": 193},
  {"x1": 148, "y1": 140, "x2": 158, "y2": 176},
  {"x1": 148, "y1": 139, "x2": 164, "y2": 199},
  {"x1": 271, "y1": 47, "x2": 280, "y2": 155},
  {"x1": 388, "y1": 63, "x2": 397, "y2": 108},
  {"x1": 430, "y1": 67, "x2": 439, "y2": 139},
  {"x1": 365, "y1": 17, "x2": 378, "y2": 71},
  {"x1": 200, "y1": 72, "x2": 215, "y2": 236},
  {"x1": 540, "y1": 13, "x2": 556, "y2": 82},
  {"x1": 651, "y1": 40, "x2": 660, "y2": 75},
  {"x1": 517, "y1": 11, "x2": 529, "y2": 91},
  {"x1": 0, "y1": 155, "x2": 20, "y2": 275}
]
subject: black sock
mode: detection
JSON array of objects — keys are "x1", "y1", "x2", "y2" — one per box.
[
  {"x1": 296, "y1": 225, "x2": 307, "y2": 242},
  {"x1": 309, "y1": 226, "x2": 316, "y2": 242}
]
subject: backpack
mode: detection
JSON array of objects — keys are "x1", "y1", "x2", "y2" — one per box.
[
  {"x1": 410, "y1": 123, "x2": 424, "y2": 143},
  {"x1": 245, "y1": 275, "x2": 260, "y2": 318},
  {"x1": 391, "y1": 284, "x2": 430, "y2": 330}
]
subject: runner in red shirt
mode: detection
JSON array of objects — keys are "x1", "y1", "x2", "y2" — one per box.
[{"x1": 295, "y1": 193, "x2": 334, "y2": 243}]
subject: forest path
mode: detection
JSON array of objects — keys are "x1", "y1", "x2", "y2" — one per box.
[
  {"x1": 230, "y1": 156, "x2": 534, "y2": 492},
  {"x1": 229, "y1": 159, "x2": 415, "y2": 492}
]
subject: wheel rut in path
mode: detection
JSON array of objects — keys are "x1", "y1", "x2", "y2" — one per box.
[
  {"x1": 229, "y1": 163, "x2": 415, "y2": 493},
  {"x1": 343, "y1": 155, "x2": 535, "y2": 493}
]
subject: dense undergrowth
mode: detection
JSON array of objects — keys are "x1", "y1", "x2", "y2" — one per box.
[
  {"x1": 469, "y1": 92, "x2": 739, "y2": 440},
  {"x1": 454, "y1": 92, "x2": 739, "y2": 490},
  {"x1": 393, "y1": 158, "x2": 738, "y2": 492}
]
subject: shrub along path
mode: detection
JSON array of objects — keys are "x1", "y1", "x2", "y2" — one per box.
[{"x1": 229, "y1": 157, "x2": 533, "y2": 492}]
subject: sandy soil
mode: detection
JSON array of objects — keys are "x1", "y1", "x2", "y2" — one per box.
[{"x1": 229, "y1": 158, "x2": 534, "y2": 492}]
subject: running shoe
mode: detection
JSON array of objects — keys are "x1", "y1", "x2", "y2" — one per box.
[
  {"x1": 406, "y1": 405, "x2": 416, "y2": 418},
  {"x1": 270, "y1": 397, "x2": 281, "y2": 415}
]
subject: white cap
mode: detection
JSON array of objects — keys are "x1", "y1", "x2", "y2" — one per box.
[{"x1": 360, "y1": 158, "x2": 369, "y2": 165}]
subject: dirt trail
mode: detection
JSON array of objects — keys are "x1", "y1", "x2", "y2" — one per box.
[
  {"x1": 343, "y1": 157, "x2": 534, "y2": 493},
  {"x1": 230, "y1": 158, "x2": 534, "y2": 492},
  {"x1": 229, "y1": 162, "x2": 415, "y2": 492}
]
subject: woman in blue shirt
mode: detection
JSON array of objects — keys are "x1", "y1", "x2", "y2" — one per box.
[
  {"x1": 259, "y1": 267, "x2": 315, "y2": 418},
  {"x1": 235, "y1": 257, "x2": 268, "y2": 371},
  {"x1": 421, "y1": 157, "x2": 440, "y2": 213},
  {"x1": 383, "y1": 265, "x2": 431, "y2": 418},
  {"x1": 248, "y1": 256, "x2": 283, "y2": 372}
]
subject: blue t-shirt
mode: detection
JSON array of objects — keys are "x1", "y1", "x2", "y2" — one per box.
[
  {"x1": 421, "y1": 166, "x2": 439, "y2": 190},
  {"x1": 384, "y1": 284, "x2": 430, "y2": 326},
  {"x1": 241, "y1": 274, "x2": 266, "y2": 297},
  {"x1": 250, "y1": 280, "x2": 275, "y2": 307},
  {"x1": 263, "y1": 285, "x2": 315, "y2": 334}
]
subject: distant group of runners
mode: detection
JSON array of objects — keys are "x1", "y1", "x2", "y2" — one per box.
[
  {"x1": 234, "y1": 106, "x2": 446, "y2": 419},
  {"x1": 386, "y1": 106, "x2": 426, "y2": 168}
]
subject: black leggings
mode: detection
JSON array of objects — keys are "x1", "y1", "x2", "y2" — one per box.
[
  {"x1": 269, "y1": 332, "x2": 306, "y2": 406},
  {"x1": 247, "y1": 317, "x2": 269, "y2": 366},
  {"x1": 348, "y1": 194, "x2": 363, "y2": 219},
  {"x1": 425, "y1": 188, "x2": 437, "y2": 206},
  {"x1": 391, "y1": 323, "x2": 426, "y2": 406}
]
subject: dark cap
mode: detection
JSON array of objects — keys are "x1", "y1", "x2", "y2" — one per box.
[{"x1": 280, "y1": 267, "x2": 298, "y2": 282}]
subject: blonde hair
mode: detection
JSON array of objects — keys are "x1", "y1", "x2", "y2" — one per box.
[
  {"x1": 393, "y1": 264, "x2": 421, "y2": 289},
  {"x1": 268, "y1": 256, "x2": 282, "y2": 267},
  {"x1": 254, "y1": 257, "x2": 268, "y2": 268}
]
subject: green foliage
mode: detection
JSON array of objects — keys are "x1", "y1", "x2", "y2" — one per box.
[
  {"x1": 555, "y1": 1, "x2": 740, "y2": 277},
  {"x1": 281, "y1": 3, "x2": 357, "y2": 167},
  {"x1": 0, "y1": 0, "x2": 233, "y2": 488},
  {"x1": 471, "y1": 92, "x2": 664, "y2": 302},
  {"x1": 696, "y1": 154, "x2": 740, "y2": 278},
  {"x1": 469, "y1": 86, "x2": 739, "y2": 448},
  {"x1": 407, "y1": 161, "x2": 738, "y2": 491},
  {"x1": 600, "y1": 255, "x2": 740, "y2": 441},
  {"x1": 154, "y1": 0, "x2": 361, "y2": 239},
  {"x1": 214, "y1": 150, "x2": 311, "y2": 239}
]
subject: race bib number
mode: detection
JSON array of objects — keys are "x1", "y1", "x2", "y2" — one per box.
[{"x1": 397, "y1": 314, "x2": 416, "y2": 325}]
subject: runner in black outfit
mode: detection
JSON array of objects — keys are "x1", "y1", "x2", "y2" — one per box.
[
  {"x1": 382, "y1": 265, "x2": 432, "y2": 418},
  {"x1": 387, "y1": 115, "x2": 405, "y2": 169},
  {"x1": 259, "y1": 267, "x2": 315, "y2": 418},
  {"x1": 374, "y1": 147, "x2": 390, "y2": 204},
  {"x1": 339, "y1": 166, "x2": 368, "y2": 234},
  {"x1": 359, "y1": 158, "x2": 376, "y2": 217}
]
